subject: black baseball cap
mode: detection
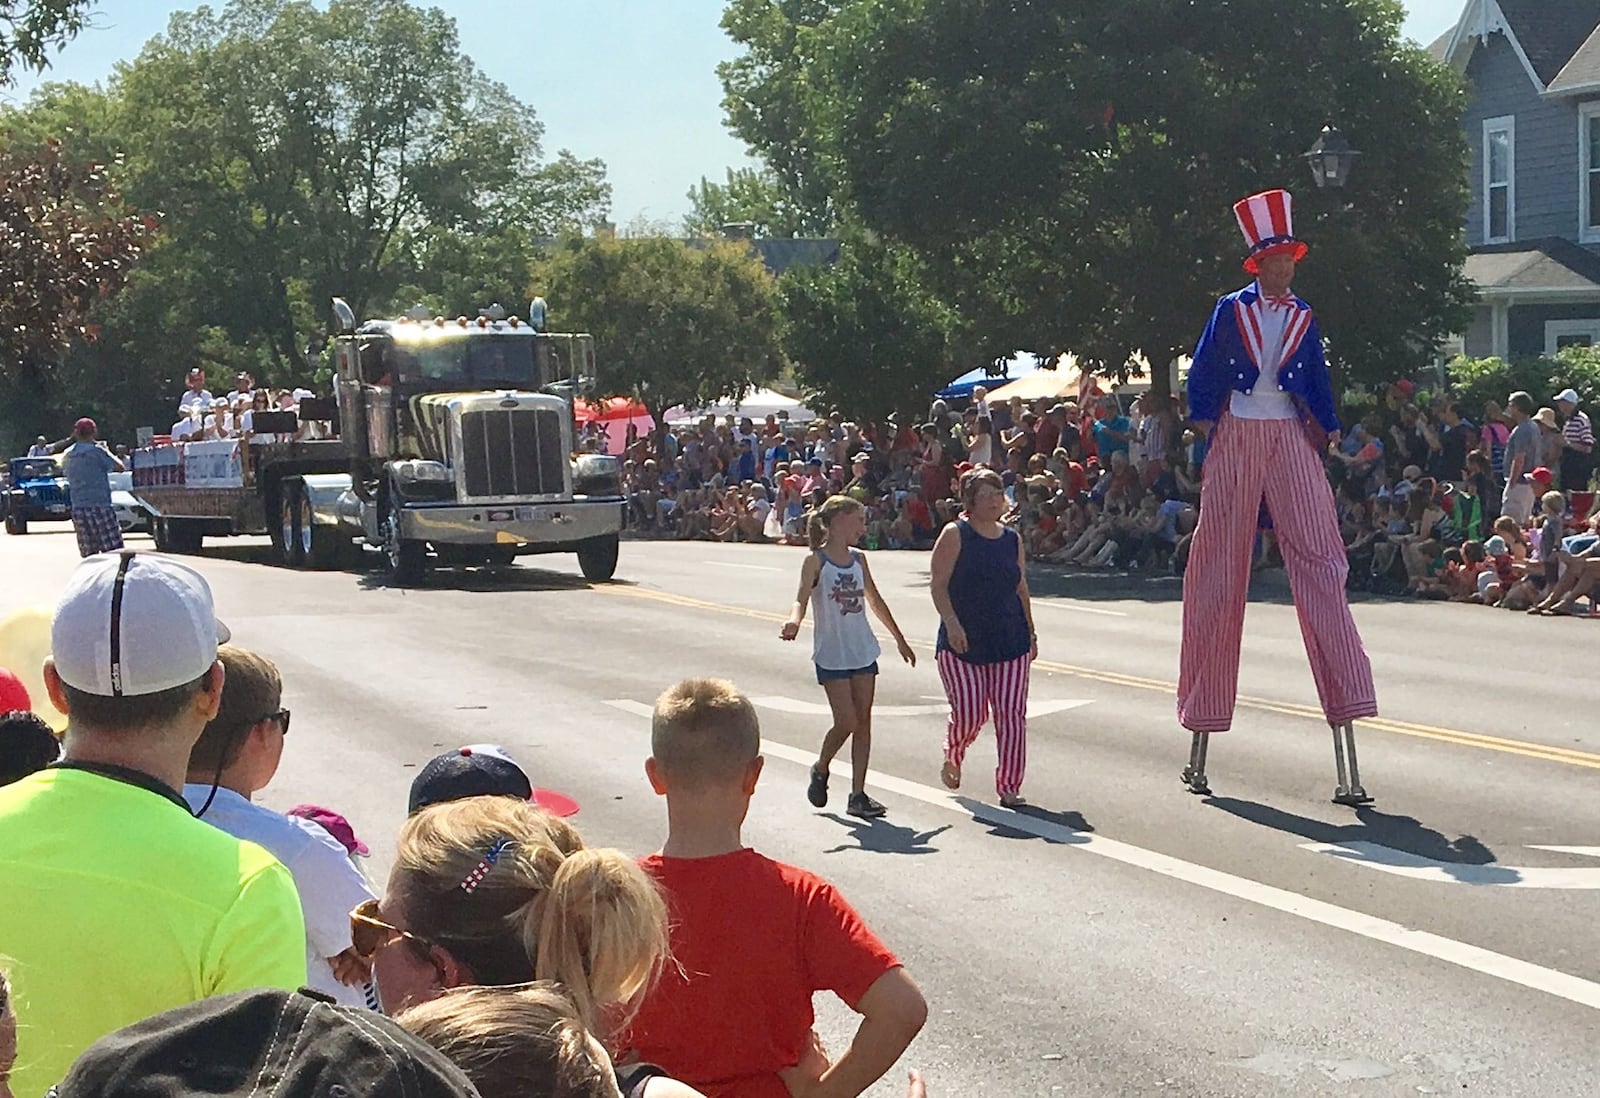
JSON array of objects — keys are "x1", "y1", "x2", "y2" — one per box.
[
  {"x1": 47, "y1": 988, "x2": 481, "y2": 1098},
  {"x1": 407, "y1": 744, "x2": 579, "y2": 818}
]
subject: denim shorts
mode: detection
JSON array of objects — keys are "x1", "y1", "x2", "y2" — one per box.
[{"x1": 816, "y1": 662, "x2": 879, "y2": 684}]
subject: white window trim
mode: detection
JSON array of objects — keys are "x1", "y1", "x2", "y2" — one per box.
[
  {"x1": 1544, "y1": 319, "x2": 1600, "y2": 355},
  {"x1": 1581, "y1": 104, "x2": 1600, "y2": 243},
  {"x1": 1483, "y1": 114, "x2": 1515, "y2": 244}
]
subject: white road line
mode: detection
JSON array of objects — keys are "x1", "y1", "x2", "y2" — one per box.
[
  {"x1": 749, "y1": 695, "x2": 1092, "y2": 720},
  {"x1": 1033, "y1": 601, "x2": 1128, "y2": 618},
  {"x1": 701, "y1": 560, "x2": 784, "y2": 572},
  {"x1": 601, "y1": 698, "x2": 1600, "y2": 1012}
]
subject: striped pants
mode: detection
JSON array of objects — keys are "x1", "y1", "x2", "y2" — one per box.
[
  {"x1": 1178, "y1": 415, "x2": 1376, "y2": 733},
  {"x1": 937, "y1": 649, "x2": 1030, "y2": 797}
]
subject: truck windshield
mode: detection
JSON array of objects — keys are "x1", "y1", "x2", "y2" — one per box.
[{"x1": 391, "y1": 335, "x2": 538, "y2": 388}]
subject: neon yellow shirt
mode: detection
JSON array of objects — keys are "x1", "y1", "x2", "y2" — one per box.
[{"x1": 0, "y1": 767, "x2": 307, "y2": 1096}]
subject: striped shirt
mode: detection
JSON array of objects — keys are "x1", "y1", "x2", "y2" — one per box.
[{"x1": 1563, "y1": 409, "x2": 1594, "y2": 454}]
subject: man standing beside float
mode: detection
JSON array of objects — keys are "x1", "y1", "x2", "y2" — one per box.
[{"x1": 1178, "y1": 189, "x2": 1378, "y2": 804}]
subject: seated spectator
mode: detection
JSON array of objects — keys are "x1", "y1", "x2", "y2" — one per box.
[
  {"x1": 357, "y1": 796, "x2": 684, "y2": 1093},
  {"x1": 0, "y1": 552, "x2": 305, "y2": 1097},
  {"x1": 184, "y1": 644, "x2": 378, "y2": 1007},
  {"x1": 0, "y1": 708, "x2": 59, "y2": 787},
  {"x1": 47, "y1": 988, "x2": 479, "y2": 1098},
  {"x1": 622, "y1": 678, "x2": 927, "y2": 1098},
  {"x1": 1477, "y1": 534, "x2": 1519, "y2": 605},
  {"x1": 397, "y1": 983, "x2": 675, "y2": 1098}
]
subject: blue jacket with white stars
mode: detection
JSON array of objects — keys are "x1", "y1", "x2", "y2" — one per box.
[{"x1": 1185, "y1": 283, "x2": 1341, "y2": 435}]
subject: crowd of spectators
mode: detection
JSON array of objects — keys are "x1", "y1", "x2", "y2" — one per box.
[
  {"x1": 617, "y1": 386, "x2": 1196, "y2": 571},
  {"x1": 623, "y1": 375, "x2": 1600, "y2": 616},
  {"x1": 1330, "y1": 380, "x2": 1599, "y2": 615},
  {"x1": 0, "y1": 550, "x2": 931, "y2": 1098}
]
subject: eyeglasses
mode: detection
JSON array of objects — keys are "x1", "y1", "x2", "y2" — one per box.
[
  {"x1": 254, "y1": 707, "x2": 290, "y2": 735},
  {"x1": 349, "y1": 899, "x2": 438, "y2": 960}
]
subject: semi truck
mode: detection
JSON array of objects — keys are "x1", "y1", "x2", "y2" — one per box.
[{"x1": 130, "y1": 298, "x2": 626, "y2": 584}]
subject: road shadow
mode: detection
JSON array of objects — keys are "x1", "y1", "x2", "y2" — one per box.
[
  {"x1": 901, "y1": 562, "x2": 1297, "y2": 607},
  {"x1": 819, "y1": 813, "x2": 951, "y2": 856},
  {"x1": 1204, "y1": 796, "x2": 1500, "y2": 867},
  {"x1": 955, "y1": 795, "x2": 1095, "y2": 845},
  {"x1": 354, "y1": 567, "x2": 637, "y2": 594}
]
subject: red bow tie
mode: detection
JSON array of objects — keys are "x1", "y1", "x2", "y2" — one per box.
[{"x1": 1263, "y1": 293, "x2": 1295, "y2": 309}]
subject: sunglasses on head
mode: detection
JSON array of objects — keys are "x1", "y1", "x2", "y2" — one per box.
[{"x1": 349, "y1": 899, "x2": 438, "y2": 961}]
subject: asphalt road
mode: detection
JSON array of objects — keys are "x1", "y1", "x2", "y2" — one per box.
[{"x1": 5, "y1": 525, "x2": 1600, "y2": 1096}]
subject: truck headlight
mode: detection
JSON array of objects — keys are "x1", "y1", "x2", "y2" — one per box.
[
  {"x1": 573, "y1": 454, "x2": 622, "y2": 497},
  {"x1": 393, "y1": 460, "x2": 453, "y2": 483}
]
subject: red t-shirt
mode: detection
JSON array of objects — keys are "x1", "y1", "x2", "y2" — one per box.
[{"x1": 622, "y1": 849, "x2": 900, "y2": 1098}]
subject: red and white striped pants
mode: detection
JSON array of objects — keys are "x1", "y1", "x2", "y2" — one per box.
[
  {"x1": 936, "y1": 649, "x2": 1030, "y2": 797},
  {"x1": 1178, "y1": 415, "x2": 1376, "y2": 733}
]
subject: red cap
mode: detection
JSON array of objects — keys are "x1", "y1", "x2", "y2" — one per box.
[
  {"x1": 955, "y1": 461, "x2": 974, "y2": 473},
  {"x1": 1391, "y1": 380, "x2": 1416, "y2": 397},
  {"x1": 74, "y1": 417, "x2": 97, "y2": 435},
  {"x1": 1528, "y1": 466, "x2": 1554, "y2": 485},
  {"x1": 0, "y1": 666, "x2": 30, "y2": 712}
]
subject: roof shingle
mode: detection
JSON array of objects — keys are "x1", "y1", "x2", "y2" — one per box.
[{"x1": 1494, "y1": 0, "x2": 1600, "y2": 84}]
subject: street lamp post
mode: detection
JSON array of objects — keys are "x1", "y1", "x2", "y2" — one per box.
[{"x1": 1303, "y1": 123, "x2": 1361, "y2": 190}]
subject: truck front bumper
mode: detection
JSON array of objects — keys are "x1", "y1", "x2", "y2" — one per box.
[{"x1": 398, "y1": 499, "x2": 624, "y2": 546}]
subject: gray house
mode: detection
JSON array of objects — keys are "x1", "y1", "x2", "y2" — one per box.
[{"x1": 1437, "y1": 0, "x2": 1600, "y2": 359}]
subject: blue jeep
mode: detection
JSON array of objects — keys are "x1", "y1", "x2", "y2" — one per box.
[{"x1": 3, "y1": 456, "x2": 71, "y2": 535}]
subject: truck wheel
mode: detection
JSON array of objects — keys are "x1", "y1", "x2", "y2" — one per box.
[
  {"x1": 384, "y1": 512, "x2": 426, "y2": 586},
  {"x1": 4, "y1": 513, "x2": 25, "y2": 535},
  {"x1": 576, "y1": 534, "x2": 620, "y2": 582},
  {"x1": 299, "y1": 492, "x2": 340, "y2": 570},
  {"x1": 279, "y1": 484, "x2": 304, "y2": 567},
  {"x1": 152, "y1": 517, "x2": 173, "y2": 552}
]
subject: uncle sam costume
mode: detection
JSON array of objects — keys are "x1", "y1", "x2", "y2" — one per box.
[{"x1": 1177, "y1": 189, "x2": 1378, "y2": 805}]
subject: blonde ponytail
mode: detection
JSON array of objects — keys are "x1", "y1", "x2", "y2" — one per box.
[
  {"x1": 532, "y1": 848, "x2": 670, "y2": 1037},
  {"x1": 392, "y1": 798, "x2": 669, "y2": 1042}
]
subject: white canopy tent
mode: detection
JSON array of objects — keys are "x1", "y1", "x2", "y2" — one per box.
[{"x1": 664, "y1": 386, "x2": 819, "y2": 426}]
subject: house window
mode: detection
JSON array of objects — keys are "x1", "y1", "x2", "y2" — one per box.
[
  {"x1": 1483, "y1": 115, "x2": 1514, "y2": 243},
  {"x1": 1582, "y1": 105, "x2": 1600, "y2": 242},
  {"x1": 1544, "y1": 319, "x2": 1600, "y2": 355}
]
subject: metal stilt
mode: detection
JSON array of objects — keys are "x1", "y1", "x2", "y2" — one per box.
[
  {"x1": 1331, "y1": 721, "x2": 1373, "y2": 806},
  {"x1": 1180, "y1": 731, "x2": 1211, "y2": 795}
]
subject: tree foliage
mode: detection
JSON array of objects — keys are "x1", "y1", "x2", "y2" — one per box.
[
  {"x1": 719, "y1": 0, "x2": 1476, "y2": 399},
  {"x1": 0, "y1": 0, "x2": 611, "y2": 446},
  {"x1": 531, "y1": 235, "x2": 785, "y2": 424},
  {"x1": 0, "y1": 136, "x2": 153, "y2": 382},
  {"x1": 684, "y1": 166, "x2": 832, "y2": 238},
  {"x1": 781, "y1": 236, "x2": 959, "y2": 420},
  {"x1": 1447, "y1": 347, "x2": 1600, "y2": 416},
  {"x1": 0, "y1": 0, "x2": 92, "y2": 85}
]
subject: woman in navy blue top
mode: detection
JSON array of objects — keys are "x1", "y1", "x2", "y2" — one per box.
[{"x1": 929, "y1": 468, "x2": 1036, "y2": 806}]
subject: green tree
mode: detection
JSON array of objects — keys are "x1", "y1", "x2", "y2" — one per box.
[
  {"x1": 0, "y1": 0, "x2": 93, "y2": 85},
  {"x1": 684, "y1": 165, "x2": 832, "y2": 238},
  {"x1": 720, "y1": 0, "x2": 1475, "y2": 400},
  {"x1": 106, "y1": 0, "x2": 609, "y2": 377},
  {"x1": 531, "y1": 235, "x2": 785, "y2": 425},
  {"x1": 780, "y1": 236, "x2": 959, "y2": 420}
]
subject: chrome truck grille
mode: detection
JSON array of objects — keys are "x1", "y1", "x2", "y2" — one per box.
[{"x1": 458, "y1": 407, "x2": 567, "y2": 498}]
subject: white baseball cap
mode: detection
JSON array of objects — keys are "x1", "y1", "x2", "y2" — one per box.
[
  {"x1": 1556, "y1": 388, "x2": 1581, "y2": 405},
  {"x1": 51, "y1": 551, "x2": 230, "y2": 697}
]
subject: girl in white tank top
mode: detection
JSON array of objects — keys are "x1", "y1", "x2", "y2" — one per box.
[{"x1": 779, "y1": 496, "x2": 917, "y2": 818}]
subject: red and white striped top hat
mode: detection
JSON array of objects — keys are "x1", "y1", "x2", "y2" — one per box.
[{"x1": 1233, "y1": 189, "x2": 1308, "y2": 274}]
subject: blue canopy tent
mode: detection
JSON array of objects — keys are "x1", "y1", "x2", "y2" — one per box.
[{"x1": 936, "y1": 353, "x2": 1040, "y2": 401}]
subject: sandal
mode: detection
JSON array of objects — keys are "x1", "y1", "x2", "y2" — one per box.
[{"x1": 940, "y1": 760, "x2": 961, "y2": 791}]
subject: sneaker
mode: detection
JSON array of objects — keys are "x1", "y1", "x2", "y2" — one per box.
[
  {"x1": 807, "y1": 766, "x2": 829, "y2": 808},
  {"x1": 847, "y1": 792, "x2": 887, "y2": 818}
]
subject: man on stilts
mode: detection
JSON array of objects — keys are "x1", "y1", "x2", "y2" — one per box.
[{"x1": 1178, "y1": 189, "x2": 1378, "y2": 805}]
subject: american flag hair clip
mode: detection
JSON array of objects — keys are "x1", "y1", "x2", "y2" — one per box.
[{"x1": 459, "y1": 838, "x2": 513, "y2": 894}]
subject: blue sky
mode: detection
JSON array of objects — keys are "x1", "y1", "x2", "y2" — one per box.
[{"x1": 4, "y1": 1, "x2": 1466, "y2": 226}]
